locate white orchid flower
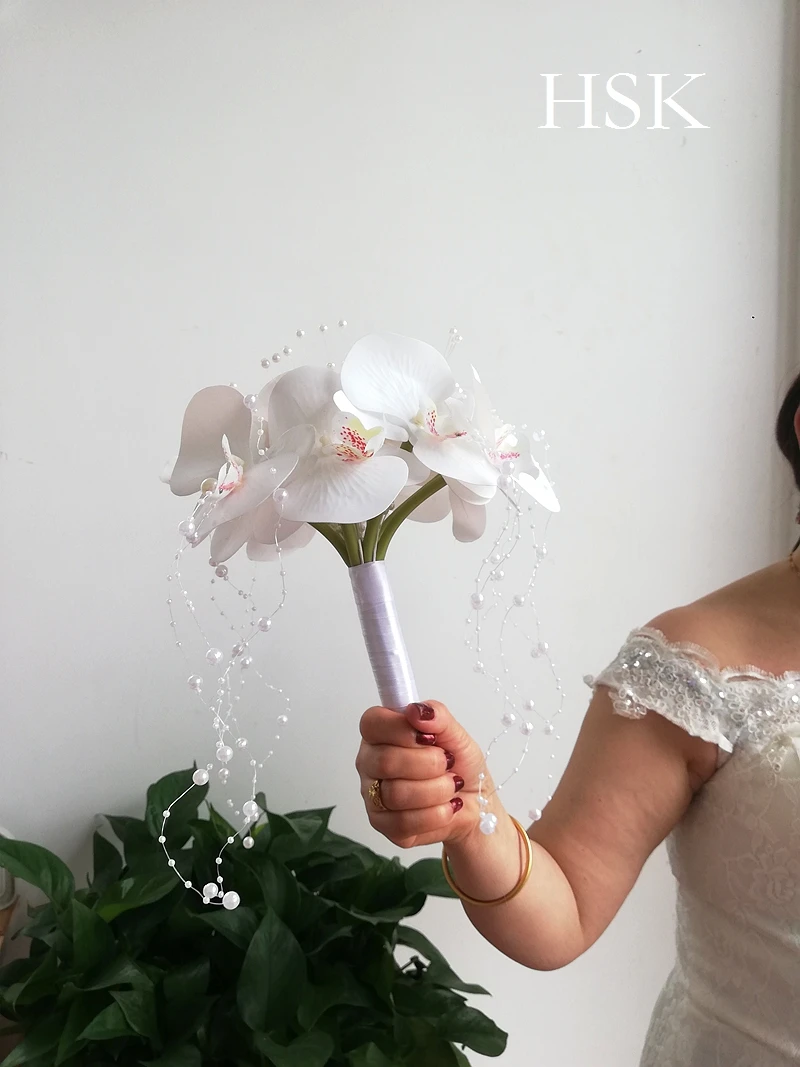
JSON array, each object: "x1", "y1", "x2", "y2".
[
  {"x1": 267, "y1": 366, "x2": 410, "y2": 524},
  {"x1": 339, "y1": 333, "x2": 498, "y2": 489},
  {"x1": 467, "y1": 367, "x2": 560, "y2": 513},
  {"x1": 168, "y1": 385, "x2": 306, "y2": 563}
]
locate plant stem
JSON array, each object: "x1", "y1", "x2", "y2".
[
  {"x1": 376, "y1": 474, "x2": 447, "y2": 560},
  {"x1": 362, "y1": 515, "x2": 384, "y2": 563},
  {"x1": 309, "y1": 523, "x2": 350, "y2": 566},
  {"x1": 342, "y1": 523, "x2": 363, "y2": 567}
]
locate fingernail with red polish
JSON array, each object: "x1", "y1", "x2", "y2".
[
  {"x1": 453, "y1": 775, "x2": 465, "y2": 793},
  {"x1": 411, "y1": 702, "x2": 435, "y2": 721},
  {"x1": 450, "y1": 796, "x2": 464, "y2": 812},
  {"x1": 415, "y1": 732, "x2": 437, "y2": 746},
  {"x1": 444, "y1": 750, "x2": 455, "y2": 770}
]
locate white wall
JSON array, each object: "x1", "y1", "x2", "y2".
[{"x1": 1, "y1": 1, "x2": 797, "y2": 1064}]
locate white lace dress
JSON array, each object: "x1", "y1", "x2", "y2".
[{"x1": 587, "y1": 627, "x2": 800, "y2": 1067}]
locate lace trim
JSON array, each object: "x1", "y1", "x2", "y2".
[{"x1": 585, "y1": 627, "x2": 800, "y2": 754}]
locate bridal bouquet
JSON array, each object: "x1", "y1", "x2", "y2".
[{"x1": 164, "y1": 329, "x2": 560, "y2": 909}]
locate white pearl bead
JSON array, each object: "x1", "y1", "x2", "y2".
[
  {"x1": 479, "y1": 813, "x2": 498, "y2": 836},
  {"x1": 502, "y1": 712, "x2": 516, "y2": 727},
  {"x1": 319, "y1": 324, "x2": 328, "y2": 332},
  {"x1": 473, "y1": 661, "x2": 485, "y2": 674},
  {"x1": 218, "y1": 767, "x2": 230, "y2": 783},
  {"x1": 178, "y1": 519, "x2": 196, "y2": 537},
  {"x1": 490, "y1": 552, "x2": 502, "y2": 564},
  {"x1": 498, "y1": 474, "x2": 513, "y2": 490},
  {"x1": 187, "y1": 675, "x2": 203, "y2": 691},
  {"x1": 240, "y1": 655, "x2": 253, "y2": 669},
  {"x1": 543, "y1": 722, "x2": 555, "y2": 735},
  {"x1": 162, "y1": 809, "x2": 171, "y2": 818},
  {"x1": 216, "y1": 746, "x2": 233, "y2": 763},
  {"x1": 274, "y1": 488, "x2": 288, "y2": 501},
  {"x1": 168, "y1": 858, "x2": 176, "y2": 867},
  {"x1": 203, "y1": 882, "x2": 219, "y2": 898},
  {"x1": 490, "y1": 569, "x2": 505, "y2": 582},
  {"x1": 192, "y1": 768, "x2": 209, "y2": 786},
  {"x1": 523, "y1": 698, "x2": 535, "y2": 712},
  {"x1": 231, "y1": 642, "x2": 244, "y2": 657},
  {"x1": 296, "y1": 329, "x2": 305, "y2": 338},
  {"x1": 200, "y1": 477, "x2": 217, "y2": 494},
  {"x1": 520, "y1": 721, "x2": 534, "y2": 736},
  {"x1": 529, "y1": 808, "x2": 543, "y2": 822},
  {"x1": 477, "y1": 794, "x2": 489, "y2": 807},
  {"x1": 242, "y1": 800, "x2": 259, "y2": 818},
  {"x1": 236, "y1": 737, "x2": 248, "y2": 749},
  {"x1": 205, "y1": 648, "x2": 223, "y2": 666},
  {"x1": 243, "y1": 836, "x2": 254, "y2": 849},
  {"x1": 222, "y1": 891, "x2": 240, "y2": 910},
  {"x1": 470, "y1": 592, "x2": 484, "y2": 609},
  {"x1": 158, "y1": 835, "x2": 166, "y2": 843},
  {"x1": 272, "y1": 353, "x2": 281, "y2": 363},
  {"x1": 215, "y1": 564, "x2": 229, "y2": 579},
  {"x1": 244, "y1": 394, "x2": 258, "y2": 411},
  {"x1": 226, "y1": 836, "x2": 235, "y2": 845},
  {"x1": 277, "y1": 714, "x2": 288, "y2": 725},
  {"x1": 261, "y1": 356, "x2": 271, "y2": 369},
  {"x1": 338, "y1": 319, "x2": 347, "y2": 327},
  {"x1": 257, "y1": 616, "x2": 272, "y2": 631},
  {"x1": 184, "y1": 880, "x2": 192, "y2": 888},
  {"x1": 282, "y1": 346, "x2": 292, "y2": 356},
  {"x1": 513, "y1": 594, "x2": 526, "y2": 607}
]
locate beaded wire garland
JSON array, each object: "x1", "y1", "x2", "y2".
[{"x1": 161, "y1": 321, "x2": 561, "y2": 907}]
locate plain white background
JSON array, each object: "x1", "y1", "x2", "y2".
[{"x1": 1, "y1": 1, "x2": 799, "y2": 1064}]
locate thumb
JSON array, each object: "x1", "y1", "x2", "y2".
[{"x1": 405, "y1": 700, "x2": 484, "y2": 782}]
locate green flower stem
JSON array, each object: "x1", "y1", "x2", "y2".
[
  {"x1": 309, "y1": 523, "x2": 350, "y2": 565},
  {"x1": 376, "y1": 474, "x2": 447, "y2": 560},
  {"x1": 361, "y1": 515, "x2": 384, "y2": 563},
  {"x1": 342, "y1": 523, "x2": 364, "y2": 567}
]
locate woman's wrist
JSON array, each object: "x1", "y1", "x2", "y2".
[{"x1": 445, "y1": 806, "x2": 526, "y2": 904}]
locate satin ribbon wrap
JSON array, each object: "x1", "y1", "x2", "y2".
[{"x1": 349, "y1": 561, "x2": 419, "y2": 711}]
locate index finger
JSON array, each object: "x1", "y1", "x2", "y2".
[{"x1": 359, "y1": 705, "x2": 436, "y2": 748}]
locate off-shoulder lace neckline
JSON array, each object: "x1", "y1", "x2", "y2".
[{"x1": 633, "y1": 626, "x2": 800, "y2": 685}]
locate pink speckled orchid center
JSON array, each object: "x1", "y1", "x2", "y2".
[{"x1": 320, "y1": 416, "x2": 384, "y2": 463}]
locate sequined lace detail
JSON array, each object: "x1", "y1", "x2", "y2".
[{"x1": 585, "y1": 626, "x2": 800, "y2": 754}]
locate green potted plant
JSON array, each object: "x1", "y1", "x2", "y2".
[{"x1": 0, "y1": 769, "x2": 507, "y2": 1066}]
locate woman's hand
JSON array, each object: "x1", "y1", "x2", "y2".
[{"x1": 356, "y1": 700, "x2": 490, "y2": 848}]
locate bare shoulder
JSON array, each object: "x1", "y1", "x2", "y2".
[{"x1": 647, "y1": 559, "x2": 799, "y2": 676}]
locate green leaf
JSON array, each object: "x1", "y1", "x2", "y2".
[
  {"x1": 162, "y1": 958, "x2": 209, "y2": 1003},
  {"x1": 103, "y1": 815, "x2": 156, "y2": 870},
  {"x1": 143, "y1": 1046, "x2": 202, "y2": 1067},
  {"x1": 96, "y1": 871, "x2": 178, "y2": 921},
  {"x1": 18, "y1": 903, "x2": 57, "y2": 943},
  {"x1": 90, "y1": 832, "x2": 123, "y2": 895},
  {"x1": 145, "y1": 768, "x2": 208, "y2": 845},
  {"x1": 437, "y1": 1003, "x2": 507, "y2": 1056},
  {"x1": 348, "y1": 1043, "x2": 403, "y2": 1067},
  {"x1": 55, "y1": 993, "x2": 108, "y2": 1064},
  {"x1": 71, "y1": 899, "x2": 115, "y2": 973},
  {"x1": 5, "y1": 949, "x2": 58, "y2": 1008},
  {"x1": 198, "y1": 904, "x2": 258, "y2": 949},
  {"x1": 79, "y1": 1000, "x2": 136, "y2": 1040},
  {"x1": 254, "y1": 1030, "x2": 334, "y2": 1067},
  {"x1": 1, "y1": 1012, "x2": 67, "y2": 1066},
  {"x1": 404, "y1": 858, "x2": 457, "y2": 899},
  {"x1": 396, "y1": 927, "x2": 488, "y2": 995},
  {"x1": 237, "y1": 905, "x2": 307, "y2": 1031},
  {"x1": 257, "y1": 856, "x2": 300, "y2": 923},
  {"x1": 112, "y1": 987, "x2": 159, "y2": 1038},
  {"x1": 82, "y1": 955, "x2": 153, "y2": 991},
  {"x1": 297, "y1": 965, "x2": 374, "y2": 1030},
  {"x1": 0, "y1": 838, "x2": 74, "y2": 911}
]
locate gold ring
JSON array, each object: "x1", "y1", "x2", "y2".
[{"x1": 368, "y1": 779, "x2": 387, "y2": 812}]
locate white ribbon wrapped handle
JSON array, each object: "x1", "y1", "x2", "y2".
[{"x1": 349, "y1": 561, "x2": 419, "y2": 712}]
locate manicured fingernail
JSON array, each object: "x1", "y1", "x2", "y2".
[
  {"x1": 415, "y1": 732, "x2": 437, "y2": 746},
  {"x1": 410, "y1": 702, "x2": 435, "y2": 721},
  {"x1": 444, "y1": 750, "x2": 455, "y2": 770},
  {"x1": 450, "y1": 797, "x2": 464, "y2": 812},
  {"x1": 453, "y1": 775, "x2": 465, "y2": 793}
]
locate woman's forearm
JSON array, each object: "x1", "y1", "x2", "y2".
[{"x1": 445, "y1": 807, "x2": 584, "y2": 971}]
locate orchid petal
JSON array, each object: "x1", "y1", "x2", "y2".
[
  {"x1": 281, "y1": 454, "x2": 409, "y2": 524},
  {"x1": 334, "y1": 390, "x2": 407, "y2": 442},
  {"x1": 209, "y1": 515, "x2": 253, "y2": 563},
  {"x1": 246, "y1": 522, "x2": 316, "y2": 561},
  {"x1": 412, "y1": 435, "x2": 498, "y2": 487},
  {"x1": 446, "y1": 477, "x2": 496, "y2": 504},
  {"x1": 517, "y1": 462, "x2": 560, "y2": 513},
  {"x1": 341, "y1": 333, "x2": 455, "y2": 426},
  {"x1": 268, "y1": 366, "x2": 340, "y2": 439},
  {"x1": 170, "y1": 386, "x2": 252, "y2": 497},
  {"x1": 451, "y1": 495, "x2": 488, "y2": 543},
  {"x1": 383, "y1": 443, "x2": 430, "y2": 485},
  {"x1": 251, "y1": 498, "x2": 308, "y2": 545},
  {"x1": 405, "y1": 486, "x2": 452, "y2": 523},
  {"x1": 194, "y1": 453, "x2": 298, "y2": 538}
]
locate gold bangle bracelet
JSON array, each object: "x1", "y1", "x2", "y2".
[{"x1": 441, "y1": 815, "x2": 533, "y2": 907}]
